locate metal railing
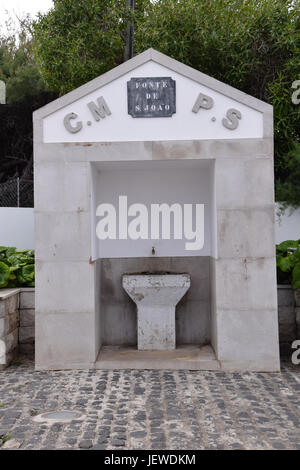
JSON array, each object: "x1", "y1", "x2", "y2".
[{"x1": 0, "y1": 177, "x2": 34, "y2": 207}]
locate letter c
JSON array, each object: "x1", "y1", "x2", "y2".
[{"x1": 63, "y1": 112, "x2": 83, "y2": 133}]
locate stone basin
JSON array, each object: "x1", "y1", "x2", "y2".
[{"x1": 122, "y1": 274, "x2": 191, "y2": 350}]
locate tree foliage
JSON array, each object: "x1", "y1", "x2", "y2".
[
  {"x1": 276, "y1": 144, "x2": 300, "y2": 211},
  {"x1": 31, "y1": 0, "x2": 300, "y2": 207},
  {"x1": 32, "y1": 0, "x2": 139, "y2": 95},
  {"x1": 0, "y1": 15, "x2": 56, "y2": 187},
  {"x1": 276, "y1": 239, "x2": 300, "y2": 289},
  {"x1": 134, "y1": 0, "x2": 300, "y2": 203},
  {"x1": 0, "y1": 92, "x2": 56, "y2": 184},
  {"x1": 0, "y1": 14, "x2": 46, "y2": 103}
]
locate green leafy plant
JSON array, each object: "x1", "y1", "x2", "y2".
[
  {"x1": 10, "y1": 360, "x2": 22, "y2": 367},
  {"x1": 0, "y1": 247, "x2": 35, "y2": 288},
  {"x1": 0, "y1": 433, "x2": 11, "y2": 446},
  {"x1": 276, "y1": 239, "x2": 300, "y2": 289}
]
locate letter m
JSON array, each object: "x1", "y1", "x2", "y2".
[
  {"x1": 88, "y1": 97, "x2": 111, "y2": 121},
  {"x1": 185, "y1": 456, "x2": 195, "y2": 465}
]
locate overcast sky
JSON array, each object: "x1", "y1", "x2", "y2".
[{"x1": 0, "y1": 0, "x2": 53, "y2": 32}]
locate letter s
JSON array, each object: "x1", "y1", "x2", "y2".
[{"x1": 222, "y1": 108, "x2": 242, "y2": 130}]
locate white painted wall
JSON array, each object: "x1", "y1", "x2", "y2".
[
  {"x1": 275, "y1": 204, "x2": 300, "y2": 244},
  {"x1": 0, "y1": 207, "x2": 34, "y2": 250},
  {"x1": 44, "y1": 61, "x2": 263, "y2": 143},
  {"x1": 91, "y1": 159, "x2": 214, "y2": 258},
  {"x1": 0, "y1": 204, "x2": 298, "y2": 252}
]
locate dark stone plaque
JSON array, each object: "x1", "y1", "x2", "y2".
[{"x1": 127, "y1": 77, "x2": 176, "y2": 118}]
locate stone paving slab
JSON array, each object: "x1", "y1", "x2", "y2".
[{"x1": 0, "y1": 356, "x2": 299, "y2": 450}]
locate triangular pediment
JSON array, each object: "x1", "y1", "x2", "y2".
[{"x1": 35, "y1": 49, "x2": 270, "y2": 143}]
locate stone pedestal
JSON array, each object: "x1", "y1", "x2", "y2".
[
  {"x1": 122, "y1": 274, "x2": 191, "y2": 350},
  {"x1": 137, "y1": 305, "x2": 175, "y2": 350}
]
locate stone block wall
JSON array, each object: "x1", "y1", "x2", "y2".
[
  {"x1": 19, "y1": 288, "x2": 35, "y2": 355},
  {"x1": 18, "y1": 286, "x2": 300, "y2": 358},
  {"x1": 0, "y1": 288, "x2": 35, "y2": 368},
  {"x1": 0, "y1": 289, "x2": 20, "y2": 370},
  {"x1": 0, "y1": 286, "x2": 299, "y2": 367},
  {"x1": 278, "y1": 286, "x2": 299, "y2": 356}
]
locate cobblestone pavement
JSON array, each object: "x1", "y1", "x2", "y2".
[{"x1": 0, "y1": 357, "x2": 300, "y2": 450}]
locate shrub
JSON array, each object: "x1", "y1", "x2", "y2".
[
  {"x1": 276, "y1": 239, "x2": 300, "y2": 289},
  {"x1": 0, "y1": 246, "x2": 35, "y2": 288}
]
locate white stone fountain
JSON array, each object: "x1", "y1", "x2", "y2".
[{"x1": 122, "y1": 273, "x2": 191, "y2": 350}]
